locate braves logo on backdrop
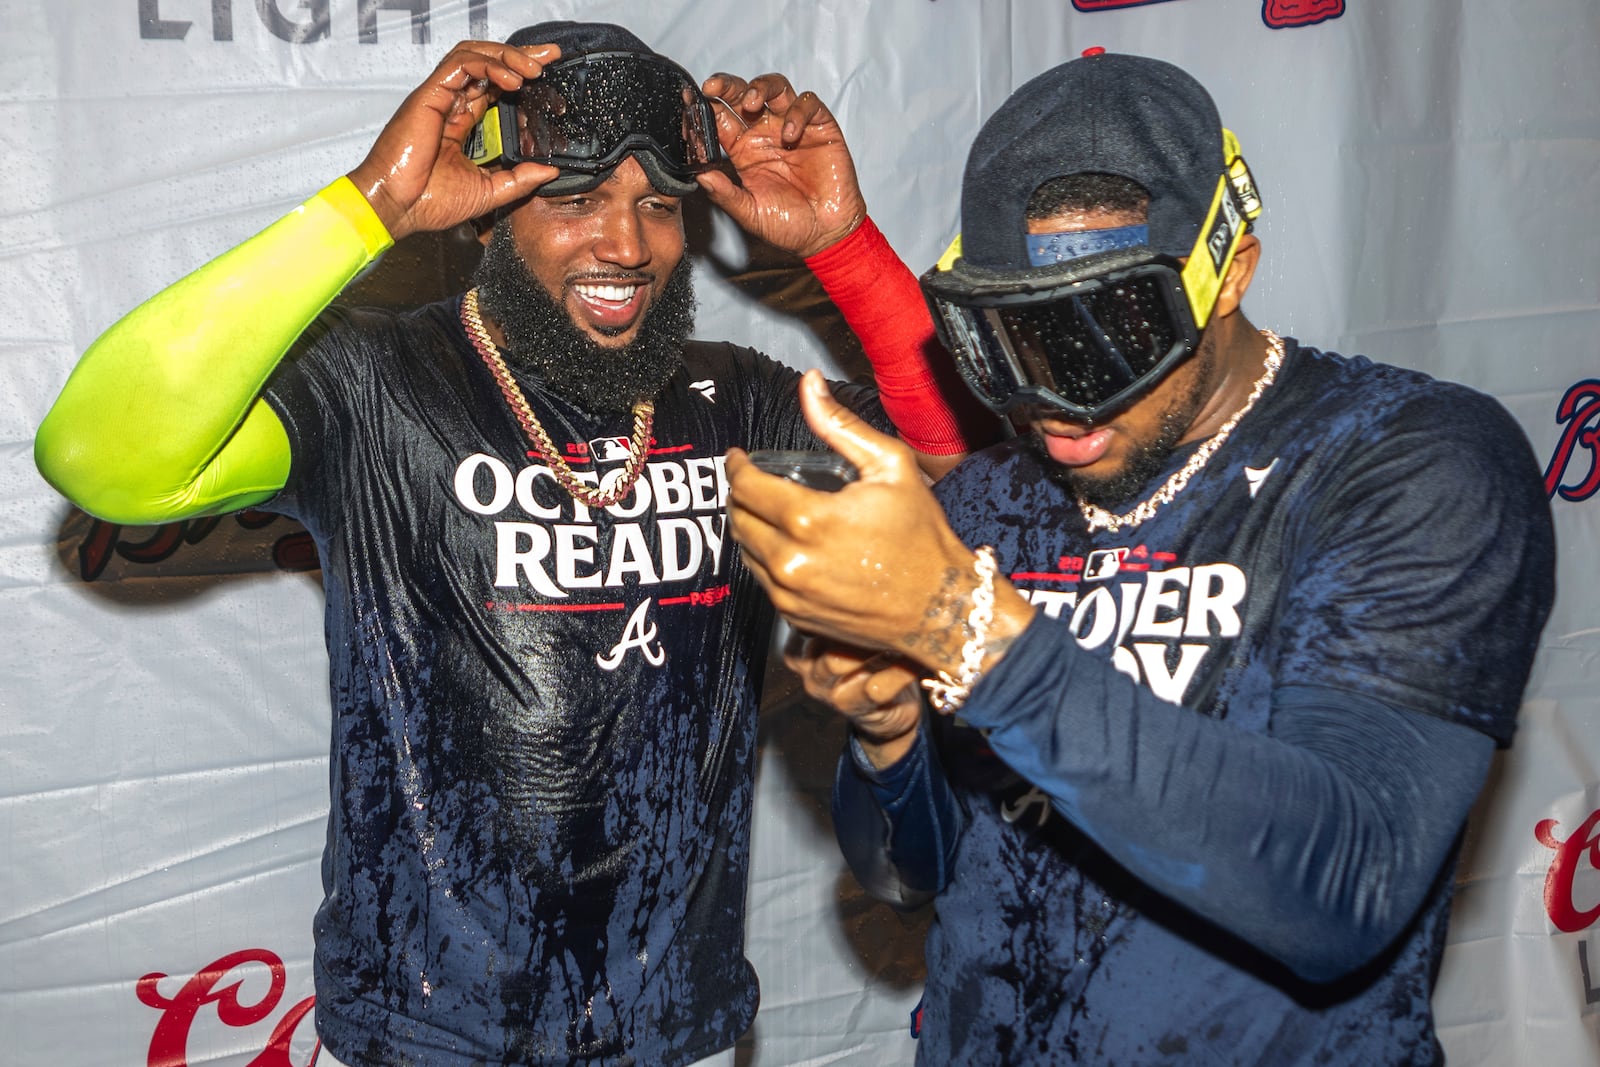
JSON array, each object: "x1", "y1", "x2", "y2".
[
  {"x1": 138, "y1": 949, "x2": 317, "y2": 1067},
  {"x1": 1260, "y1": 0, "x2": 1345, "y2": 27},
  {"x1": 1067, "y1": 0, "x2": 1345, "y2": 28},
  {"x1": 1543, "y1": 379, "x2": 1600, "y2": 502}
]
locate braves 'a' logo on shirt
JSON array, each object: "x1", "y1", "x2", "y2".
[{"x1": 597, "y1": 599, "x2": 667, "y2": 669}]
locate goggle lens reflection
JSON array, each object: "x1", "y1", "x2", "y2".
[
  {"x1": 508, "y1": 52, "x2": 719, "y2": 174},
  {"x1": 928, "y1": 260, "x2": 1195, "y2": 420}
]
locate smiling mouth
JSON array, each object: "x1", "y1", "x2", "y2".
[
  {"x1": 570, "y1": 278, "x2": 651, "y2": 335},
  {"x1": 574, "y1": 281, "x2": 643, "y2": 305}
]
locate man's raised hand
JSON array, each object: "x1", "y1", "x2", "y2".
[
  {"x1": 697, "y1": 72, "x2": 867, "y2": 258},
  {"x1": 347, "y1": 41, "x2": 562, "y2": 240}
]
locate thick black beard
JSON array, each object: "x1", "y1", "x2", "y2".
[
  {"x1": 1033, "y1": 335, "x2": 1218, "y2": 509},
  {"x1": 470, "y1": 221, "x2": 696, "y2": 414}
]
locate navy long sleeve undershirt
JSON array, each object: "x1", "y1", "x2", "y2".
[
  {"x1": 833, "y1": 612, "x2": 1494, "y2": 983},
  {"x1": 834, "y1": 721, "x2": 960, "y2": 910}
]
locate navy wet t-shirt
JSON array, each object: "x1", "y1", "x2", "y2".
[
  {"x1": 881, "y1": 340, "x2": 1554, "y2": 1065},
  {"x1": 263, "y1": 298, "x2": 875, "y2": 1067}
]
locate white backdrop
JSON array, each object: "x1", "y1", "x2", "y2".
[{"x1": 4, "y1": 1, "x2": 1598, "y2": 1064}]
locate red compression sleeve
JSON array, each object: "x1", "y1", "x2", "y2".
[{"x1": 804, "y1": 218, "x2": 996, "y2": 456}]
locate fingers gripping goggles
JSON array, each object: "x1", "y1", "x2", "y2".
[
  {"x1": 922, "y1": 133, "x2": 1262, "y2": 423},
  {"x1": 467, "y1": 50, "x2": 729, "y2": 196}
]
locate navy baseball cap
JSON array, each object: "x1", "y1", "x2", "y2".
[
  {"x1": 506, "y1": 20, "x2": 651, "y2": 57},
  {"x1": 959, "y1": 51, "x2": 1246, "y2": 270}
]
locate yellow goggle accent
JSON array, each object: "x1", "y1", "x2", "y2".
[
  {"x1": 464, "y1": 112, "x2": 505, "y2": 168},
  {"x1": 1179, "y1": 129, "x2": 1261, "y2": 328}
]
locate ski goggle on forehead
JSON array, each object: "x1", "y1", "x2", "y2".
[
  {"x1": 922, "y1": 132, "x2": 1262, "y2": 423},
  {"x1": 466, "y1": 50, "x2": 729, "y2": 196}
]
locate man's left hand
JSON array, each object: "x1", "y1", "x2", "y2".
[{"x1": 696, "y1": 72, "x2": 867, "y2": 258}]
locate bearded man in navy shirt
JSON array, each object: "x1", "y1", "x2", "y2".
[{"x1": 727, "y1": 49, "x2": 1555, "y2": 1066}]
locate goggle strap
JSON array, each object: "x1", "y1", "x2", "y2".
[
  {"x1": 1180, "y1": 144, "x2": 1256, "y2": 328},
  {"x1": 1181, "y1": 178, "x2": 1231, "y2": 328},
  {"x1": 1223, "y1": 129, "x2": 1263, "y2": 221},
  {"x1": 466, "y1": 108, "x2": 506, "y2": 167},
  {"x1": 935, "y1": 233, "x2": 963, "y2": 273}
]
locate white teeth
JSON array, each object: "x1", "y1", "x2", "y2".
[{"x1": 575, "y1": 283, "x2": 638, "y2": 304}]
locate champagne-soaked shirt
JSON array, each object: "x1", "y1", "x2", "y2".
[
  {"x1": 263, "y1": 297, "x2": 876, "y2": 1067},
  {"x1": 885, "y1": 340, "x2": 1554, "y2": 1065}
]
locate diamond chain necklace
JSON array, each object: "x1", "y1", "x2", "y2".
[
  {"x1": 1078, "y1": 330, "x2": 1285, "y2": 534},
  {"x1": 460, "y1": 288, "x2": 655, "y2": 509}
]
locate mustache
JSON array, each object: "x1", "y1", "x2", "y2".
[{"x1": 565, "y1": 271, "x2": 655, "y2": 285}]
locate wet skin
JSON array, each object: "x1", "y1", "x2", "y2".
[
  {"x1": 1020, "y1": 207, "x2": 1259, "y2": 498},
  {"x1": 500, "y1": 156, "x2": 686, "y2": 349}
]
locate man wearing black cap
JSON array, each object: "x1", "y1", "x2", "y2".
[
  {"x1": 35, "y1": 21, "x2": 985, "y2": 1067},
  {"x1": 727, "y1": 50, "x2": 1554, "y2": 1064}
]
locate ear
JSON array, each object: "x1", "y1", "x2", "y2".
[{"x1": 1214, "y1": 234, "x2": 1260, "y2": 319}]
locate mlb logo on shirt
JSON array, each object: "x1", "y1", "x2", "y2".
[
  {"x1": 589, "y1": 436, "x2": 634, "y2": 464},
  {"x1": 1083, "y1": 547, "x2": 1128, "y2": 582}
]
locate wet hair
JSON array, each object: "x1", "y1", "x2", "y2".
[{"x1": 1026, "y1": 172, "x2": 1151, "y2": 222}]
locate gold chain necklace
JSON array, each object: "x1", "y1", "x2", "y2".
[
  {"x1": 1078, "y1": 330, "x2": 1285, "y2": 534},
  {"x1": 460, "y1": 288, "x2": 655, "y2": 509}
]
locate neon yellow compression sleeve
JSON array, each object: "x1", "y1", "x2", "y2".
[{"x1": 34, "y1": 177, "x2": 395, "y2": 524}]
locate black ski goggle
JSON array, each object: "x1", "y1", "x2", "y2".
[
  {"x1": 922, "y1": 248, "x2": 1202, "y2": 423},
  {"x1": 467, "y1": 50, "x2": 728, "y2": 196},
  {"x1": 922, "y1": 136, "x2": 1261, "y2": 423}
]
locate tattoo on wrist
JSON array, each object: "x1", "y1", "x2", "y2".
[{"x1": 898, "y1": 563, "x2": 973, "y2": 665}]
